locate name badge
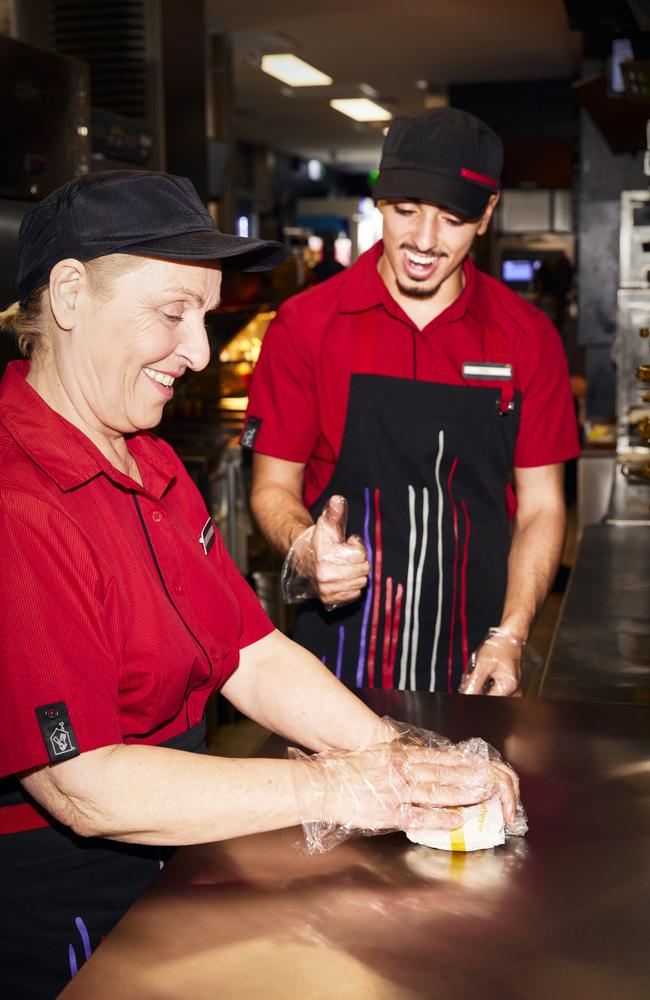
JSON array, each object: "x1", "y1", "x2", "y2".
[
  {"x1": 463, "y1": 362, "x2": 513, "y2": 381},
  {"x1": 199, "y1": 517, "x2": 216, "y2": 555}
]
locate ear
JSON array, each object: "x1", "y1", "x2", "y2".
[
  {"x1": 476, "y1": 192, "x2": 500, "y2": 236},
  {"x1": 48, "y1": 259, "x2": 88, "y2": 331}
]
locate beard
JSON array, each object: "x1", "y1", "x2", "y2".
[{"x1": 395, "y1": 276, "x2": 443, "y2": 299}]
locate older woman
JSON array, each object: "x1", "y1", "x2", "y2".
[{"x1": 0, "y1": 171, "x2": 521, "y2": 998}]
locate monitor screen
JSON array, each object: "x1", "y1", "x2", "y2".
[{"x1": 502, "y1": 259, "x2": 537, "y2": 283}]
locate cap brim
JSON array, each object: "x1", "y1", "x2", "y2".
[
  {"x1": 123, "y1": 230, "x2": 287, "y2": 272},
  {"x1": 373, "y1": 169, "x2": 494, "y2": 220}
]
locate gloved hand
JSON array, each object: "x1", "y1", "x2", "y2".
[
  {"x1": 281, "y1": 495, "x2": 370, "y2": 607},
  {"x1": 459, "y1": 626, "x2": 529, "y2": 697},
  {"x1": 289, "y1": 717, "x2": 524, "y2": 854}
]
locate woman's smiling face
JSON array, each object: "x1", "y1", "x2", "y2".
[{"x1": 65, "y1": 256, "x2": 222, "y2": 436}]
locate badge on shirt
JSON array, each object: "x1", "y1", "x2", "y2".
[
  {"x1": 463, "y1": 362, "x2": 513, "y2": 380},
  {"x1": 240, "y1": 415, "x2": 262, "y2": 450},
  {"x1": 199, "y1": 517, "x2": 216, "y2": 555},
  {"x1": 35, "y1": 702, "x2": 80, "y2": 763}
]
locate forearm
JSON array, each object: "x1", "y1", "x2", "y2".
[
  {"x1": 222, "y1": 630, "x2": 382, "y2": 752},
  {"x1": 21, "y1": 745, "x2": 316, "y2": 846},
  {"x1": 250, "y1": 481, "x2": 312, "y2": 556},
  {"x1": 499, "y1": 506, "x2": 566, "y2": 639}
]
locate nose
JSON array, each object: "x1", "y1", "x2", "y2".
[
  {"x1": 413, "y1": 209, "x2": 441, "y2": 251},
  {"x1": 176, "y1": 315, "x2": 211, "y2": 372}
]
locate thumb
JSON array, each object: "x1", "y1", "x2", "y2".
[{"x1": 318, "y1": 495, "x2": 348, "y2": 542}]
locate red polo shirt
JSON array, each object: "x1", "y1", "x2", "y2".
[
  {"x1": 0, "y1": 362, "x2": 273, "y2": 783},
  {"x1": 246, "y1": 242, "x2": 580, "y2": 508}
]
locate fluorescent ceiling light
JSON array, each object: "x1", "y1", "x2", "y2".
[
  {"x1": 329, "y1": 98, "x2": 392, "y2": 122},
  {"x1": 260, "y1": 54, "x2": 332, "y2": 87}
]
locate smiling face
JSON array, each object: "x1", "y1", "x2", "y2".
[
  {"x1": 32, "y1": 255, "x2": 222, "y2": 446},
  {"x1": 377, "y1": 197, "x2": 498, "y2": 316}
]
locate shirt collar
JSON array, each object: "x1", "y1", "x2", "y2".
[
  {"x1": 338, "y1": 240, "x2": 476, "y2": 328},
  {"x1": 0, "y1": 361, "x2": 176, "y2": 499}
]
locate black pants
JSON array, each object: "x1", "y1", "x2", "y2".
[{"x1": 0, "y1": 721, "x2": 206, "y2": 999}]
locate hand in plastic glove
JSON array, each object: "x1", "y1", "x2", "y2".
[
  {"x1": 281, "y1": 495, "x2": 370, "y2": 607},
  {"x1": 459, "y1": 627, "x2": 525, "y2": 697},
  {"x1": 289, "y1": 727, "x2": 521, "y2": 853}
]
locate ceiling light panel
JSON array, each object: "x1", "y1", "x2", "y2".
[
  {"x1": 260, "y1": 54, "x2": 333, "y2": 87},
  {"x1": 329, "y1": 98, "x2": 392, "y2": 122}
]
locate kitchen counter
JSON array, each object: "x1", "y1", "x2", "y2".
[
  {"x1": 60, "y1": 691, "x2": 650, "y2": 1000},
  {"x1": 539, "y1": 458, "x2": 650, "y2": 705}
]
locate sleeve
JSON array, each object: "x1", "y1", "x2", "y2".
[
  {"x1": 514, "y1": 312, "x2": 581, "y2": 468},
  {"x1": 214, "y1": 530, "x2": 276, "y2": 650},
  {"x1": 243, "y1": 307, "x2": 320, "y2": 462},
  {"x1": 0, "y1": 492, "x2": 123, "y2": 778}
]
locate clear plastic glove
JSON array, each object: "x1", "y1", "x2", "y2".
[
  {"x1": 289, "y1": 716, "x2": 525, "y2": 854},
  {"x1": 460, "y1": 626, "x2": 537, "y2": 697},
  {"x1": 281, "y1": 495, "x2": 370, "y2": 607}
]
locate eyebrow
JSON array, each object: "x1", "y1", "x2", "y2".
[{"x1": 163, "y1": 286, "x2": 206, "y2": 307}]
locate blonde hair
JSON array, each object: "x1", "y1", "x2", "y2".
[{"x1": 0, "y1": 253, "x2": 144, "y2": 358}]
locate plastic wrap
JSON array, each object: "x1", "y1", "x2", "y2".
[
  {"x1": 280, "y1": 495, "x2": 368, "y2": 607},
  {"x1": 459, "y1": 626, "x2": 541, "y2": 696},
  {"x1": 288, "y1": 717, "x2": 527, "y2": 854}
]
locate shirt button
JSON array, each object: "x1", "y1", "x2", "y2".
[
  {"x1": 174, "y1": 584, "x2": 182, "y2": 595},
  {"x1": 152, "y1": 510, "x2": 162, "y2": 523}
]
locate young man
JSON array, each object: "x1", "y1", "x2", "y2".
[{"x1": 242, "y1": 107, "x2": 579, "y2": 696}]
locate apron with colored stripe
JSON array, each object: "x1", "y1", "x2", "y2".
[
  {"x1": 292, "y1": 324, "x2": 520, "y2": 693},
  {"x1": 0, "y1": 720, "x2": 207, "y2": 999}
]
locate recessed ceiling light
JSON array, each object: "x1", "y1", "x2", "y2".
[
  {"x1": 329, "y1": 98, "x2": 392, "y2": 122},
  {"x1": 260, "y1": 54, "x2": 333, "y2": 88}
]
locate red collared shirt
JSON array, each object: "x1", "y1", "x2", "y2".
[
  {"x1": 0, "y1": 362, "x2": 273, "y2": 780},
  {"x1": 246, "y1": 242, "x2": 580, "y2": 508}
]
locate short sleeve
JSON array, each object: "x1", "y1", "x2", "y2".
[
  {"x1": 244, "y1": 309, "x2": 320, "y2": 462},
  {"x1": 214, "y1": 531, "x2": 275, "y2": 649},
  {"x1": 514, "y1": 314, "x2": 580, "y2": 468},
  {"x1": 0, "y1": 492, "x2": 123, "y2": 778}
]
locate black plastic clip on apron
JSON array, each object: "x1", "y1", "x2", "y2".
[
  {"x1": 0, "y1": 721, "x2": 206, "y2": 1000},
  {"x1": 292, "y1": 314, "x2": 520, "y2": 693}
]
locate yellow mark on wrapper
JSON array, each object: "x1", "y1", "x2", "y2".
[{"x1": 449, "y1": 825, "x2": 467, "y2": 852}]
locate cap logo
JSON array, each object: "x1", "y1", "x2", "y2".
[{"x1": 460, "y1": 167, "x2": 499, "y2": 190}]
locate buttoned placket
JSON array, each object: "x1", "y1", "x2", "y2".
[{"x1": 131, "y1": 491, "x2": 221, "y2": 728}]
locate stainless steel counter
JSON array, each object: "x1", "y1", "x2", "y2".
[
  {"x1": 60, "y1": 692, "x2": 650, "y2": 1000},
  {"x1": 539, "y1": 453, "x2": 650, "y2": 704}
]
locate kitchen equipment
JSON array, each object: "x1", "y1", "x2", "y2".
[{"x1": 614, "y1": 192, "x2": 650, "y2": 470}]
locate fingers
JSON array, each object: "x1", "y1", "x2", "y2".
[
  {"x1": 459, "y1": 663, "x2": 489, "y2": 695},
  {"x1": 460, "y1": 640, "x2": 522, "y2": 697},
  {"x1": 485, "y1": 670, "x2": 520, "y2": 697},
  {"x1": 406, "y1": 806, "x2": 464, "y2": 831},
  {"x1": 312, "y1": 522, "x2": 370, "y2": 605},
  {"x1": 316, "y1": 569, "x2": 370, "y2": 606},
  {"x1": 403, "y1": 750, "x2": 520, "y2": 825},
  {"x1": 318, "y1": 495, "x2": 348, "y2": 543},
  {"x1": 409, "y1": 781, "x2": 492, "y2": 809}
]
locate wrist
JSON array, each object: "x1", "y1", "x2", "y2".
[
  {"x1": 287, "y1": 521, "x2": 314, "y2": 551},
  {"x1": 489, "y1": 625, "x2": 527, "y2": 647}
]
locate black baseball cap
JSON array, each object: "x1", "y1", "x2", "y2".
[
  {"x1": 373, "y1": 107, "x2": 503, "y2": 219},
  {"x1": 16, "y1": 170, "x2": 287, "y2": 303}
]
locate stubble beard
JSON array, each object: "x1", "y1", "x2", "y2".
[{"x1": 395, "y1": 277, "x2": 444, "y2": 300}]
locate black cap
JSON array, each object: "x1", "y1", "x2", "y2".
[
  {"x1": 373, "y1": 107, "x2": 503, "y2": 219},
  {"x1": 16, "y1": 170, "x2": 287, "y2": 303}
]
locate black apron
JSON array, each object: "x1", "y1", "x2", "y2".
[
  {"x1": 292, "y1": 320, "x2": 520, "y2": 693},
  {"x1": 0, "y1": 721, "x2": 206, "y2": 1000}
]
